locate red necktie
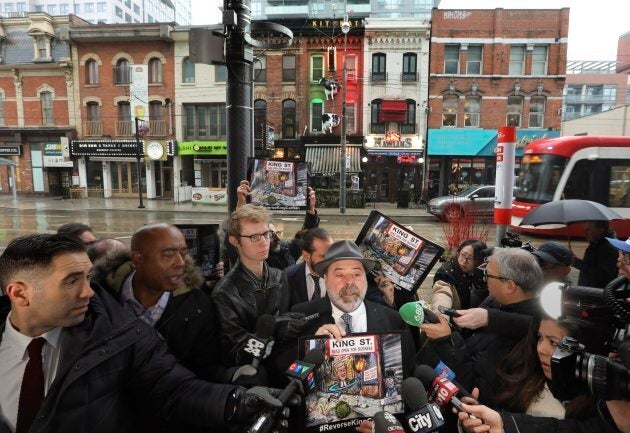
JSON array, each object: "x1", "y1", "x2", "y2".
[{"x1": 15, "y1": 337, "x2": 46, "y2": 433}]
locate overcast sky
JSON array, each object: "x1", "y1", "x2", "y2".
[{"x1": 191, "y1": 0, "x2": 629, "y2": 61}]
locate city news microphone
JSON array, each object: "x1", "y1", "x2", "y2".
[
  {"x1": 372, "y1": 410, "x2": 405, "y2": 433},
  {"x1": 248, "y1": 349, "x2": 325, "y2": 433},
  {"x1": 415, "y1": 365, "x2": 475, "y2": 417},
  {"x1": 232, "y1": 314, "x2": 276, "y2": 382},
  {"x1": 399, "y1": 302, "x2": 441, "y2": 326},
  {"x1": 401, "y1": 377, "x2": 445, "y2": 433}
]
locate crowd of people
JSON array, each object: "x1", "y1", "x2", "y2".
[{"x1": 1, "y1": 189, "x2": 630, "y2": 433}]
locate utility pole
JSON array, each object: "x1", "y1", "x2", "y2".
[{"x1": 339, "y1": 16, "x2": 350, "y2": 214}]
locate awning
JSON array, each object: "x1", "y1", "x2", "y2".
[
  {"x1": 428, "y1": 129, "x2": 497, "y2": 156},
  {"x1": 305, "y1": 145, "x2": 362, "y2": 175},
  {"x1": 380, "y1": 100, "x2": 407, "y2": 122}
]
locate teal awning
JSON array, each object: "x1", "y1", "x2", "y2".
[{"x1": 0, "y1": 157, "x2": 16, "y2": 166}]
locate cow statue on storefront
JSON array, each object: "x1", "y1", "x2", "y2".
[
  {"x1": 321, "y1": 113, "x2": 340, "y2": 133},
  {"x1": 318, "y1": 77, "x2": 341, "y2": 100}
]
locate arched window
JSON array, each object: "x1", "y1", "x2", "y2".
[
  {"x1": 507, "y1": 96, "x2": 522, "y2": 127},
  {"x1": 148, "y1": 58, "x2": 162, "y2": 83},
  {"x1": 282, "y1": 99, "x2": 296, "y2": 139},
  {"x1": 464, "y1": 96, "x2": 480, "y2": 127},
  {"x1": 87, "y1": 101, "x2": 101, "y2": 121},
  {"x1": 114, "y1": 58, "x2": 130, "y2": 84},
  {"x1": 442, "y1": 95, "x2": 458, "y2": 126},
  {"x1": 254, "y1": 100, "x2": 267, "y2": 139},
  {"x1": 85, "y1": 59, "x2": 99, "y2": 84},
  {"x1": 182, "y1": 57, "x2": 195, "y2": 83}
]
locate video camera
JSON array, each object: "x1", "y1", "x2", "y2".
[
  {"x1": 499, "y1": 232, "x2": 536, "y2": 252},
  {"x1": 541, "y1": 276, "x2": 630, "y2": 400}
]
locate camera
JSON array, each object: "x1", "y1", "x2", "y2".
[
  {"x1": 544, "y1": 276, "x2": 630, "y2": 401},
  {"x1": 499, "y1": 232, "x2": 536, "y2": 252}
]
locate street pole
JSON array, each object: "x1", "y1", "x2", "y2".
[
  {"x1": 135, "y1": 116, "x2": 145, "y2": 209},
  {"x1": 339, "y1": 17, "x2": 350, "y2": 214}
]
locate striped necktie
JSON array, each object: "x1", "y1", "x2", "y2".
[
  {"x1": 310, "y1": 274, "x2": 322, "y2": 300},
  {"x1": 341, "y1": 313, "x2": 353, "y2": 335}
]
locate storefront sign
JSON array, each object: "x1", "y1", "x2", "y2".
[
  {"x1": 396, "y1": 155, "x2": 417, "y2": 164},
  {"x1": 43, "y1": 143, "x2": 73, "y2": 167},
  {"x1": 0, "y1": 145, "x2": 21, "y2": 156},
  {"x1": 178, "y1": 141, "x2": 227, "y2": 156},
  {"x1": 310, "y1": 19, "x2": 364, "y2": 29},
  {"x1": 385, "y1": 131, "x2": 402, "y2": 143},
  {"x1": 365, "y1": 135, "x2": 422, "y2": 152},
  {"x1": 191, "y1": 187, "x2": 227, "y2": 205},
  {"x1": 71, "y1": 140, "x2": 140, "y2": 157}
]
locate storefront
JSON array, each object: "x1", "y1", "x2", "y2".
[
  {"x1": 426, "y1": 128, "x2": 560, "y2": 197},
  {"x1": 304, "y1": 143, "x2": 362, "y2": 189},
  {"x1": 176, "y1": 140, "x2": 228, "y2": 205},
  {"x1": 43, "y1": 141, "x2": 73, "y2": 197},
  {"x1": 0, "y1": 145, "x2": 20, "y2": 194}
]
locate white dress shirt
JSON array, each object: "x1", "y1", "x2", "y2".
[
  {"x1": 304, "y1": 263, "x2": 327, "y2": 300},
  {"x1": 120, "y1": 271, "x2": 170, "y2": 327},
  {"x1": 330, "y1": 302, "x2": 367, "y2": 334},
  {"x1": 0, "y1": 314, "x2": 62, "y2": 432}
]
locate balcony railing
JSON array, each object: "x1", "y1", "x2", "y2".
[
  {"x1": 115, "y1": 120, "x2": 133, "y2": 137},
  {"x1": 148, "y1": 120, "x2": 167, "y2": 137},
  {"x1": 400, "y1": 123, "x2": 417, "y2": 134},
  {"x1": 401, "y1": 72, "x2": 418, "y2": 82},
  {"x1": 370, "y1": 123, "x2": 386, "y2": 134},
  {"x1": 83, "y1": 121, "x2": 103, "y2": 137},
  {"x1": 371, "y1": 71, "x2": 387, "y2": 82}
]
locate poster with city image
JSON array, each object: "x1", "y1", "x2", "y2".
[
  {"x1": 247, "y1": 158, "x2": 308, "y2": 210},
  {"x1": 298, "y1": 332, "x2": 404, "y2": 433},
  {"x1": 355, "y1": 211, "x2": 444, "y2": 292},
  {"x1": 174, "y1": 224, "x2": 221, "y2": 283}
]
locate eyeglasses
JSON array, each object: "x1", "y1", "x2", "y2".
[
  {"x1": 239, "y1": 230, "x2": 273, "y2": 243},
  {"x1": 458, "y1": 252, "x2": 475, "y2": 262},
  {"x1": 480, "y1": 268, "x2": 510, "y2": 283}
]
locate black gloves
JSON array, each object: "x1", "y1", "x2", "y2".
[
  {"x1": 274, "y1": 312, "x2": 308, "y2": 341},
  {"x1": 227, "y1": 386, "x2": 301, "y2": 432}
]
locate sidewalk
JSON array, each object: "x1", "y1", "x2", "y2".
[{"x1": 0, "y1": 194, "x2": 432, "y2": 218}]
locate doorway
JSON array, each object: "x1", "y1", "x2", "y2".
[{"x1": 111, "y1": 161, "x2": 145, "y2": 196}]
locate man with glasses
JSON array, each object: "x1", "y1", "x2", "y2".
[
  {"x1": 420, "y1": 248, "x2": 544, "y2": 406},
  {"x1": 212, "y1": 204, "x2": 306, "y2": 383}
]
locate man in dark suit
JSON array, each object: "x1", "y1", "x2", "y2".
[
  {"x1": 285, "y1": 228, "x2": 334, "y2": 306},
  {"x1": 291, "y1": 240, "x2": 416, "y2": 377}
]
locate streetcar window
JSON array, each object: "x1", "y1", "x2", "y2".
[{"x1": 515, "y1": 154, "x2": 567, "y2": 203}]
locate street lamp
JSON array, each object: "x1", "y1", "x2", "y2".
[
  {"x1": 339, "y1": 15, "x2": 350, "y2": 214},
  {"x1": 135, "y1": 116, "x2": 148, "y2": 209}
]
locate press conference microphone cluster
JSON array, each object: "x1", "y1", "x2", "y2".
[
  {"x1": 399, "y1": 302, "x2": 441, "y2": 326},
  {"x1": 232, "y1": 314, "x2": 276, "y2": 382},
  {"x1": 401, "y1": 377, "x2": 445, "y2": 433},
  {"x1": 248, "y1": 349, "x2": 325, "y2": 433},
  {"x1": 415, "y1": 365, "x2": 475, "y2": 418}
]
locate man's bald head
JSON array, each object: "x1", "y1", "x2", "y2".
[{"x1": 131, "y1": 223, "x2": 182, "y2": 253}]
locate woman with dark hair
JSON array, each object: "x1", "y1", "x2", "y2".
[
  {"x1": 430, "y1": 238, "x2": 488, "y2": 311},
  {"x1": 495, "y1": 315, "x2": 596, "y2": 419}
]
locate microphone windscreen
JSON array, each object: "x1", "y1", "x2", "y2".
[
  {"x1": 304, "y1": 348, "x2": 325, "y2": 366},
  {"x1": 399, "y1": 302, "x2": 425, "y2": 326},
  {"x1": 256, "y1": 314, "x2": 276, "y2": 339},
  {"x1": 372, "y1": 411, "x2": 405, "y2": 433},
  {"x1": 415, "y1": 365, "x2": 438, "y2": 389},
  {"x1": 401, "y1": 377, "x2": 428, "y2": 411}
]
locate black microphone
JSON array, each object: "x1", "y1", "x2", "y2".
[
  {"x1": 372, "y1": 410, "x2": 405, "y2": 433},
  {"x1": 401, "y1": 377, "x2": 445, "y2": 433},
  {"x1": 232, "y1": 314, "x2": 276, "y2": 382},
  {"x1": 248, "y1": 349, "x2": 325, "y2": 433},
  {"x1": 415, "y1": 365, "x2": 474, "y2": 415}
]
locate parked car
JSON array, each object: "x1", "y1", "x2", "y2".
[{"x1": 427, "y1": 185, "x2": 496, "y2": 222}]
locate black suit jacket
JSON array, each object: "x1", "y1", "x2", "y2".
[
  {"x1": 291, "y1": 297, "x2": 416, "y2": 378},
  {"x1": 285, "y1": 262, "x2": 310, "y2": 306}
]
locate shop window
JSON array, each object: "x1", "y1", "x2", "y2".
[
  {"x1": 442, "y1": 95, "x2": 458, "y2": 126},
  {"x1": 31, "y1": 143, "x2": 44, "y2": 192}
]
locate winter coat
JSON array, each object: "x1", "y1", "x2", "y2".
[
  {"x1": 575, "y1": 236, "x2": 619, "y2": 288},
  {"x1": 0, "y1": 289, "x2": 236, "y2": 433},
  {"x1": 430, "y1": 259, "x2": 487, "y2": 311}
]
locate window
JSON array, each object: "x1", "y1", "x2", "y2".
[
  {"x1": 115, "y1": 6, "x2": 122, "y2": 17},
  {"x1": 47, "y1": 4, "x2": 57, "y2": 14},
  {"x1": 74, "y1": 4, "x2": 80, "y2": 13},
  {"x1": 183, "y1": 104, "x2": 227, "y2": 139},
  {"x1": 283, "y1": 55, "x2": 296, "y2": 82},
  {"x1": 148, "y1": 58, "x2": 162, "y2": 83},
  {"x1": 467, "y1": 46, "x2": 482, "y2": 74},
  {"x1": 35, "y1": 5, "x2": 43, "y2": 12},
  {"x1": 311, "y1": 55, "x2": 323, "y2": 81},
  {"x1": 531, "y1": 46, "x2": 548, "y2": 75},
  {"x1": 444, "y1": 45, "x2": 460, "y2": 74},
  {"x1": 149, "y1": 101, "x2": 163, "y2": 120},
  {"x1": 0, "y1": 94, "x2": 4, "y2": 125},
  {"x1": 124, "y1": 0, "x2": 131, "y2": 7},
  {"x1": 401, "y1": 100, "x2": 416, "y2": 134},
  {"x1": 85, "y1": 59, "x2": 99, "y2": 84},
  {"x1": 464, "y1": 96, "x2": 480, "y2": 127},
  {"x1": 182, "y1": 57, "x2": 195, "y2": 83},
  {"x1": 282, "y1": 99, "x2": 296, "y2": 139},
  {"x1": 60, "y1": 4, "x2": 70, "y2": 13},
  {"x1": 36, "y1": 37, "x2": 48, "y2": 59},
  {"x1": 5, "y1": 4, "x2": 13, "y2": 13},
  {"x1": 85, "y1": 3, "x2": 94, "y2": 12},
  {"x1": 529, "y1": 97, "x2": 545, "y2": 128},
  {"x1": 114, "y1": 58, "x2": 130, "y2": 84},
  {"x1": 370, "y1": 99, "x2": 385, "y2": 134},
  {"x1": 215, "y1": 65, "x2": 227, "y2": 82},
  {"x1": 87, "y1": 102, "x2": 101, "y2": 121},
  {"x1": 118, "y1": 101, "x2": 130, "y2": 120},
  {"x1": 254, "y1": 100, "x2": 267, "y2": 140},
  {"x1": 254, "y1": 56, "x2": 266, "y2": 83},
  {"x1": 17, "y1": 3, "x2": 28, "y2": 12},
  {"x1": 372, "y1": 53, "x2": 386, "y2": 81},
  {"x1": 509, "y1": 46, "x2": 525, "y2": 75},
  {"x1": 97, "y1": 2, "x2": 107, "y2": 12},
  {"x1": 41, "y1": 91, "x2": 53, "y2": 125},
  {"x1": 346, "y1": 104, "x2": 355, "y2": 134},
  {"x1": 507, "y1": 96, "x2": 522, "y2": 127},
  {"x1": 311, "y1": 100, "x2": 323, "y2": 132},
  {"x1": 133, "y1": 3, "x2": 140, "y2": 14},
  {"x1": 402, "y1": 53, "x2": 417, "y2": 81},
  {"x1": 31, "y1": 143, "x2": 44, "y2": 192},
  {"x1": 125, "y1": 13, "x2": 131, "y2": 23},
  {"x1": 442, "y1": 95, "x2": 458, "y2": 126}
]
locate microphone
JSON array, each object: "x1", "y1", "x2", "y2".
[
  {"x1": 232, "y1": 314, "x2": 276, "y2": 382},
  {"x1": 401, "y1": 377, "x2": 445, "y2": 433},
  {"x1": 372, "y1": 410, "x2": 405, "y2": 433},
  {"x1": 399, "y1": 302, "x2": 440, "y2": 326},
  {"x1": 415, "y1": 365, "x2": 474, "y2": 415},
  {"x1": 248, "y1": 349, "x2": 325, "y2": 433}
]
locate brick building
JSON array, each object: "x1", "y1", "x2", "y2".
[{"x1": 426, "y1": 8, "x2": 569, "y2": 198}]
